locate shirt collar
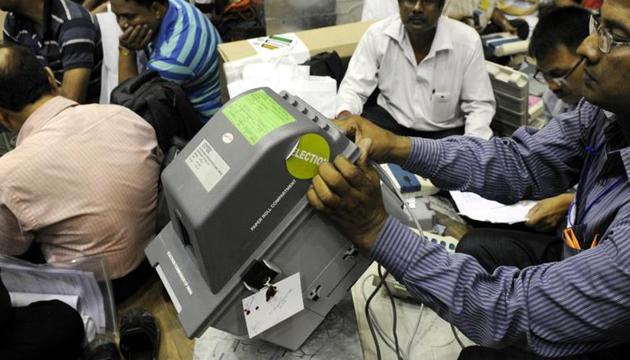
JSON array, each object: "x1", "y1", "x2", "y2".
[
  {"x1": 384, "y1": 16, "x2": 453, "y2": 57},
  {"x1": 16, "y1": 96, "x2": 77, "y2": 146},
  {"x1": 153, "y1": 0, "x2": 178, "y2": 49},
  {"x1": 600, "y1": 113, "x2": 630, "y2": 179}
]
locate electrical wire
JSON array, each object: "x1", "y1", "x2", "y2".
[
  {"x1": 365, "y1": 273, "x2": 385, "y2": 360},
  {"x1": 378, "y1": 265, "x2": 403, "y2": 360},
  {"x1": 405, "y1": 303, "x2": 424, "y2": 358},
  {"x1": 361, "y1": 274, "x2": 426, "y2": 360},
  {"x1": 366, "y1": 163, "x2": 428, "y2": 359},
  {"x1": 361, "y1": 275, "x2": 404, "y2": 356}
]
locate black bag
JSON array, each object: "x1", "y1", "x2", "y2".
[
  {"x1": 110, "y1": 71, "x2": 202, "y2": 152},
  {"x1": 301, "y1": 51, "x2": 348, "y2": 89}
]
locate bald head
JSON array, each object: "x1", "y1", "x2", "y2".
[{"x1": 0, "y1": 44, "x2": 53, "y2": 113}]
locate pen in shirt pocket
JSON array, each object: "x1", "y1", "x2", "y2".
[
  {"x1": 563, "y1": 228, "x2": 581, "y2": 250},
  {"x1": 590, "y1": 234, "x2": 600, "y2": 249}
]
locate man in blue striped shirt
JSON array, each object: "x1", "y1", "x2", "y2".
[
  {"x1": 308, "y1": 0, "x2": 630, "y2": 358},
  {"x1": 111, "y1": 0, "x2": 221, "y2": 123}
]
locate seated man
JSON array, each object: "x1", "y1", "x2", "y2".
[
  {"x1": 455, "y1": 6, "x2": 592, "y2": 271},
  {"x1": 1, "y1": 0, "x2": 103, "y2": 103},
  {"x1": 112, "y1": 0, "x2": 222, "y2": 123},
  {"x1": 336, "y1": 0, "x2": 496, "y2": 139},
  {"x1": 530, "y1": 6, "x2": 590, "y2": 120},
  {"x1": 308, "y1": 1, "x2": 630, "y2": 358},
  {"x1": 0, "y1": 45, "x2": 161, "y2": 303}
]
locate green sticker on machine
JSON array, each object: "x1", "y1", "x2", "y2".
[
  {"x1": 223, "y1": 90, "x2": 296, "y2": 145},
  {"x1": 286, "y1": 133, "x2": 331, "y2": 180}
]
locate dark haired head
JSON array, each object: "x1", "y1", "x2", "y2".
[
  {"x1": 0, "y1": 44, "x2": 53, "y2": 112},
  {"x1": 529, "y1": 6, "x2": 591, "y2": 62}
]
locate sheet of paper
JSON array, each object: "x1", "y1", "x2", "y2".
[
  {"x1": 242, "y1": 272, "x2": 305, "y2": 338},
  {"x1": 10, "y1": 292, "x2": 79, "y2": 309},
  {"x1": 450, "y1": 191, "x2": 536, "y2": 224}
]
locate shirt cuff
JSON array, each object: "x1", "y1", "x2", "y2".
[
  {"x1": 370, "y1": 216, "x2": 425, "y2": 280},
  {"x1": 335, "y1": 95, "x2": 363, "y2": 117},
  {"x1": 401, "y1": 137, "x2": 442, "y2": 178}
]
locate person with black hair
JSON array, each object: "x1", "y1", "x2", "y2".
[
  {"x1": 111, "y1": 0, "x2": 222, "y2": 123},
  {"x1": 453, "y1": 6, "x2": 593, "y2": 281},
  {"x1": 0, "y1": 44, "x2": 161, "y2": 304},
  {"x1": 0, "y1": 0, "x2": 103, "y2": 103},
  {"x1": 530, "y1": 6, "x2": 591, "y2": 119},
  {"x1": 337, "y1": 0, "x2": 496, "y2": 139}
]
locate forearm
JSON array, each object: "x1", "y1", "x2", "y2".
[
  {"x1": 82, "y1": 0, "x2": 104, "y2": 11},
  {"x1": 491, "y1": 8, "x2": 511, "y2": 30},
  {"x1": 401, "y1": 119, "x2": 582, "y2": 203},
  {"x1": 371, "y1": 217, "x2": 630, "y2": 357},
  {"x1": 118, "y1": 47, "x2": 138, "y2": 84}
]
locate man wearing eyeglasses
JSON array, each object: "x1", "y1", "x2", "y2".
[
  {"x1": 455, "y1": 6, "x2": 593, "y2": 277},
  {"x1": 309, "y1": 0, "x2": 630, "y2": 359},
  {"x1": 530, "y1": 6, "x2": 590, "y2": 120},
  {"x1": 336, "y1": 0, "x2": 496, "y2": 140}
]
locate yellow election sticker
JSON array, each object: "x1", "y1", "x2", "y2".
[{"x1": 286, "y1": 133, "x2": 331, "y2": 180}]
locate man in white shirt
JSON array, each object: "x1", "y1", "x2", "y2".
[{"x1": 337, "y1": 0, "x2": 495, "y2": 139}]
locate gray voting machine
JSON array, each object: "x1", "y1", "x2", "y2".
[{"x1": 145, "y1": 88, "x2": 429, "y2": 350}]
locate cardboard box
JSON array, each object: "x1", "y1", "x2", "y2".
[{"x1": 217, "y1": 20, "x2": 375, "y2": 102}]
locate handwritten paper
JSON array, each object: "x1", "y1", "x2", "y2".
[{"x1": 242, "y1": 273, "x2": 305, "y2": 338}]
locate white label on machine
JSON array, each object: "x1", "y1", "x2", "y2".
[
  {"x1": 242, "y1": 273, "x2": 305, "y2": 338},
  {"x1": 185, "y1": 139, "x2": 231, "y2": 193},
  {"x1": 156, "y1": 265, "x2": 182, "y2": 313}
]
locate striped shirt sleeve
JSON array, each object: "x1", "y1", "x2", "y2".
[
  {"x1": 401, "y1": 104, "x2": 597, "y2": 204},
  {"x1": 371, "y1": 211, "x2": 630, "y2": 357},
  {"x1": 148, "y1": 56, "x2": 194, "y2": 84},
  {"x1": 59, "y1": 18, "x2": 99, "y2": 70}
]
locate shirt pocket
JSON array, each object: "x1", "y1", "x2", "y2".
[{"x1": 431, "y1": 91, "x2": 456, "y2": 123}]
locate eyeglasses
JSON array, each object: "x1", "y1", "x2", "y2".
[
  {"x1": 533, "y1": 57, "x2": 585, "y2": 87},
  {"x1": 399, "y1": 0, "x2": 441, "y2": 7},
  {"x1": 589, "y1": 13, "x2": 630, "y2": 54}
]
